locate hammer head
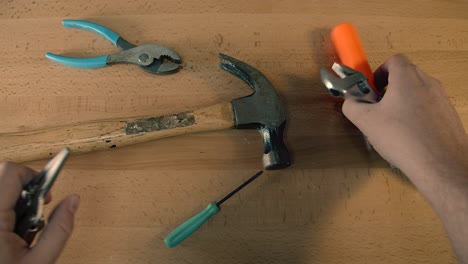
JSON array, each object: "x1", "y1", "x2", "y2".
[{"x1": 219, "y1": 53, "x2": 290, "y2": 170}]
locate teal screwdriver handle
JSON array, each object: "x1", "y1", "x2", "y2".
[{"x1": 164, "y1": 203, "x2": 219, "y2": 248}]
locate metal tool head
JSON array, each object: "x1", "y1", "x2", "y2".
[
  {"x1": 140, "y1": 44, "x2": 182, "y2": 75},
  {"x1": 108, "y1": 44, "x2": 182, "y2": 75},
  {"x1": 219, "y1": 53, "x2": 290, "y2": 170},
  {"x1": 320, "y1": 63, "x2": 380, "y2": 103}
]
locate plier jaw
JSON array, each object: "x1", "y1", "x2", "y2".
[
  {"x1": 320, "y1": 63, "x2": 381, "y2": 103},
  {"x1": 106, "y1": 43, "x2": 182, "y2": 75}
]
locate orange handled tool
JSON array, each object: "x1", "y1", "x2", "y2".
[
  {"x1": 331, "y1": 23, "x2": 381, "y2": 96},
  {"x1": 320, "y1": 23, "x2": 383, "y2": 103}
]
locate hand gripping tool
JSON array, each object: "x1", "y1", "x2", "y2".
[
  {"x1": 14, "y1": 148, "x2": 70, "y2": 245},
  {"x1": 320, "y1": 23, "x2": 384, "y2": 103},
  {"x1": 320, "y1": 62, "x2": 381, "y2": 103},
  {"x1": 46, "y1": 20, "x2": 181, "y2": 75},
  {"x1": 320, "y1": 23, "x2": 385, "y2": 151}
]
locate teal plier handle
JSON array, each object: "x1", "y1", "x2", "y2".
[
  {"x1": 45, "y1": 20, "x2": 122, "y2": 68},
  {"x1": 62, "y1": 20, "x2": 120, "y2": 44}
]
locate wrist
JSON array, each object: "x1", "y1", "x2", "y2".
[
  {"x1": 404, "y1": 141, "x2": 468, "y2": 204},
  {"x1": 430, "y1": 141, "x2": 468, "y2": 180}
]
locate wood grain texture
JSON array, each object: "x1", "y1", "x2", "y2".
[
  {"x1": 0, "y1": 102, "x2": 233, "y2": 163},
  {"x1": 1, "y1": 0, "x2": 467, "y2": 263}
]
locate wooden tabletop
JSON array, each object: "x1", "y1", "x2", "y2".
[{"x1": 1, "y1": 1, "x2": 467, "y2": 263}]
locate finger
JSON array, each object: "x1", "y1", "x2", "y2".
[
  {"x1": 342, "y1": 99, "x2": 376, "y2": 130},
  {"x1": 0, "y1": 162, "x2": 38, "y2": 211},
  {"x1": 26, "y1": 194, "x2": 80, "y2": 264},
  {"x1": 373, "y1": 63, "x2": 389, "y2": 92},
  {"x1": 378, "y1": 54, "x2": 413, "y2": 77},
  {"x1": 380, "y1": 54, "x2": 420, "y2": 87},
  {"x1": 413, "y1": 65, "x2": 437, "y2": 89},
  {"x1": 373, "y1": 54, "x2": 430, "y2": 100},
  {"x1": 45, "y1": 192, "x2": 52, "y2": 205}
]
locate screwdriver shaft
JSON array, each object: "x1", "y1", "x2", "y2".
[
  {"x1": 164, "y1": 170, "x2": 264, "y2": 248},
  {"x1": 216, "y1": 170, "x2": 263, "y2": 207}
]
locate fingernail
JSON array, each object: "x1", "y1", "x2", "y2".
[{"x1": 68, "y1": 194, "x2": 80, "y2": 215}]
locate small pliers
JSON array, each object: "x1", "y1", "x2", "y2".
[
  {"x1": 320, "y1": 63, "x2": 382, "y2": 103},
  {"x1": 14, "y1": 148, "x2": 70, "y2": 244},
  {"x1": 46, "y1": 20, "x2": 182, "y2": 75}
]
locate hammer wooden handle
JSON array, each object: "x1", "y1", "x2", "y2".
[{"x1": 0, "y1": 102, "x2": 234, "y2": 163}]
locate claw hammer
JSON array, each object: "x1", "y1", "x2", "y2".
[{"x1": 0, "y1": 54, "x2": 290, "y2": 170}]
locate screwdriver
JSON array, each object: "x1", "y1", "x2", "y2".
[{"x1": 164, "y1": 170, "x2": 264, "y2": 248}]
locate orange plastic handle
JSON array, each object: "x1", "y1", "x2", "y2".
[{"x1": 331, "y1": 23, "x2": 380, "y2": 95}]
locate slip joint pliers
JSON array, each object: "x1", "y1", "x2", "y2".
[{"x1": 46, "y1": 20, "x2": 182, "y2": 75}]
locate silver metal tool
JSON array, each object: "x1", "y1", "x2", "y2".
[
  {"x1": 320, "y1": 63, "x2": 381, "y2": 103},
  {"x1": 321, "y1": 63, "x2": 383, "y2": 151},
  {"x1": 14, "y1": 148, "x2": 70, "y2": 244}
]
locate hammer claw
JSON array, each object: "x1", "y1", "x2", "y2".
[
  {"x1": 219, "y1": 54, "x2": 256, "y2": 89},
  {"x1": 219, "y1": 53, "x2": 290, "y2": 169}
]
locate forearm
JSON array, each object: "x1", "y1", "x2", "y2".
[{"x1": 405, "y1": 144, "x2": 468, "y2": 262}]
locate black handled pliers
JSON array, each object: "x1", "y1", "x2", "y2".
[{"x1": 14, "y1": 148, "x2": 70, "y2": 244}]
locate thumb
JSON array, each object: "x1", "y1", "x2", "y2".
[
  {"x1": 342, "y1": 99, "x2": 376, "y2": 132},
  {"x1": 26, "y1": 194, "x2": 80, "y2": 264}
]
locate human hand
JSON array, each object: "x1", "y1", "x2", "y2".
[
  {"x1": 341, "y1": 54, "x2": 468, "y2": 261},
  {"x1": 0, "y1": 162, "x2": 79, "y2": 264},
  {"x1": 342, "y1": 54, "x2": 467, "y2": 181}
]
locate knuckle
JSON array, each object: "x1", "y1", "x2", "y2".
[
  {"x1": 432, "y1": 77, "x2": 443, "y2": 86},
  {"x1": 56, "y1": 207, "x2": 75, "y2": 236},
  {"x1": 0, "y1": 162, "x2": 14, "y2": 172},
  {"x1": 0, "y1": 162, "x2": 27, "y2": 178},
  {"x1": 342, "y1": 100, "x2": 366, "y2": 123},
  {"x1": 389, "y1": 54, "x2": 412, "y2": 69},
  {"x1": 0, "y1": 211, "x2": 15, "y2": 231},
  {"x1": 405, "y1": 63, "x2": 420, "y2": 76},
  {"x1": 390, "y1": 54, "x2": 407, "y2": 63},
  {"x1": 56, "y1": 216, "x2": 74, "y2": 237},
  {"x1": 392, "y1": 53, "x2": 406, "y2": 61},
  {"x1": 341, "y1": 100, "x2": 353, "y2": 117}
]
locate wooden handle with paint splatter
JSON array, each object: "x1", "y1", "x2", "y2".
[{"x1": 0, "y1": 102, "x2": 234, "y2": 163}]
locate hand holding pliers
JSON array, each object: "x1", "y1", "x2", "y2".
[
  {"x1": 46, "y1": 20, "x2": 181, "y2": 75},
  {"x1": 14, "y1": 148, "x2": 70, "y2": 244}
]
